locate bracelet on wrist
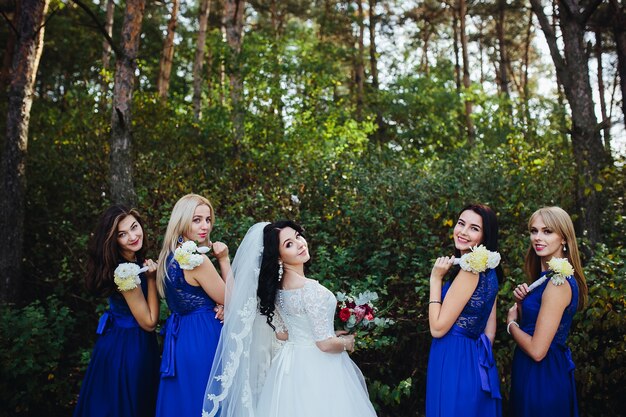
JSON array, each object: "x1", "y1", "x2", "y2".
[
  {"x1": 429, "y1": 300, "x2": 442, "y2": 304},
  {"x1": 507, "y1": 320, "x2": 520, "y2": 335},
  {"x1": 340, "y1": 336, "x2": 347, "y2": 351}
]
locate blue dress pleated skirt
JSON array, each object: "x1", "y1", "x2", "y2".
[
  {"x1": 509, "y1": 273, "x2": 580, "y2": 417},
  {"x1": 73, "y1": 303, "x2": 160, "y2": 417},
  {"x1": 156, "y1": 255, "x2": 223, "y2": 417},
  {"x1": 426, "y1": 269, "x2": 502, "y2": 417}
]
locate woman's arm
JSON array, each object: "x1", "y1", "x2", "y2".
[
  {"x1": 184, "y1": 255, "x2": 226, "y2": 305},
  {"x1": 211, "y1": 241, "x2": 231, "y2": 281},
  {"x1": 315, "y1": 333, "x2": 355, "y2": 353},
  {"x1": 484, "y1": 298, "x2": 497, "y2": 345},
  {"x1": 429, "y1": 268, "x2": 479, "y2": 338},
  {"x1": 507, "y1": 282, "x2": 571, "y2": 361},
  {"x1": 121, "y1": 259, "x2": 159, "y2": 332}
]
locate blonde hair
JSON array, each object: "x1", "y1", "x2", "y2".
[
  {"x1": 157, "y1": 194, "x2": 215, "y2": 297},
  {"x1": 524, "y1": 206, "x2": 587, "y2": 309}
]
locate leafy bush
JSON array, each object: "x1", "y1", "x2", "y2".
[{"x1": 0, "y1": 297, "x2": 80, "y2": 416}]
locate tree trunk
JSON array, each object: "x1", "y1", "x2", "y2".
[
  {"x1": 530, "y1": 0, "x2": 611, "y2": 244},
  {"x1": 595, "y1": 30, "x2": 610, "y2": 150},
  {"x1": 611, "y1": 0, "x2": 626, "y2": 130},
  {"x1": 110, "y1": 0, "x2": 145, "y2": 206},
  {"x1": 452, "y1": 4, "x2": 461, "y2": 92},
  {"x1": 459, "y1": 0, "x2": 474, "y2": 144},
  {"x1": 0, "y1": 0, "x2": 49, "y2": 304},
  {"x1": 369, "y1": 0, "x2": 384, "y2": 140},
  {"x1": 496, "y1": 0, "x2": 509, "y2": 96},
  {"x1": 0, "y1": 0, "x2": 19, "y2": 94},
  {"x1": 157, "y1": 0, "x2": 179, "y2": 100},
  {"x1": 223, "y1": 0, "x2": 245, "y2": 157},
  {"x1": 355, "y1": 1, "x2": 365, "y2": 120},
  {"x1": 193, "y1": 0, "x2": 211, "y2": 120},
  {"x1": 100, "y1": 0, "x2": 115, "y2": 106}
]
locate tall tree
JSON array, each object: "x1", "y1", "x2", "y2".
[
  {"x1": 157, "y1": 0, "x2": 179, "y2": 100},
  {"x1": 496, "y1": 0, "x2": 509, "y2": 96},
  {"x1": 459, "y1": 0, "x2": 474, "y2": 143},
  {"x1": 530, "y1": 0, "x2": 611, "y2": 243},
  {"x1": 223, "y1": 0, "x2": 245, "y2": 156},
  {"x1": 100, "y1": 0, "x2": 115, "y2": 105},
  {"x1": 110, "y1": 0, "x2": 145, "y2": 205},
  {"x1": 193, "y1": 0, "x2": 212, "y2": 120},
  {"x1": 369, "y1": 0, "x2": 385, "y2": 139},
  {"x1": 0, "y1": 0, "x2": 50, "y2": 303},
  {"x1": 610, "y1": 0, "x2": 626, "y2": 128},
  {"x1": 0, "y1": 0, "x2": 19, "y2": 93},
  {"x1": 355, "y1": 1, "x2": 365, "y2": 120}
]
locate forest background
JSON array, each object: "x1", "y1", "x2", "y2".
[{"x1": 1, "y1": 0, "x2": 625, "y2": 416}]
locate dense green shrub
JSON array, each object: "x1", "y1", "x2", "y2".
[{"x1": 0, "y1": 297, "x2": 81, "y2": 417}]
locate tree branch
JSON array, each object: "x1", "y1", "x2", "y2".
[
  {"x1": 559, "y1": 0, "x2": 603, "y2": 25},
  {"x1": 579, "y1": 0, "x2": 603, "y2": 25},
  {"x1": 529, "y1": 0, "x2": 567, "y2": 75},
  {"x1": 70, "y1": 0, "x2": 121, "y2": 57},
  {"x1": 1, "y1": 11, "x2": 18, "y2": 36}
]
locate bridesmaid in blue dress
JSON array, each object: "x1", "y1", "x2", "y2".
[
  {"x1": 155, "y1": 194, "x2": 230, "y2": 417},
  {"x1": 74, "y1": 205, "x2": 160, "y2": 417},
  {"x1": 507, "y1": 206, "x2": 587, "y2": 417},
  {"x1": 426, "y1": 203, "x2": 503, "y2": 417}
]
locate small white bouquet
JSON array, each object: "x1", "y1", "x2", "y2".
[
  {"x1": 453, "y1": 245, "x2": 501, "y2": 274},
  {"x1": 528, "y1": 257, "x2": 574, "y2": 292},
  {"x1": 174, "y1": 240, "x2": 211, "y2": 270},
  {"x1": 114, "y1": 263, "x2": 148, "y2": 292}
]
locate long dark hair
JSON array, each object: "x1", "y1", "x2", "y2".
[
  {"x1": 85, "y1": 205, "x2": 147, "y2": 297},
  {"x1": 453, "y1": 203, "x2": 504, "y2": 283},
  {"x1": 257, "y1": 220, "x2": 305, "y2": 329}
]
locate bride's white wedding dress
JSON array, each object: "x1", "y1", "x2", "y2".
[{"x1": 256, "y1": 279, "x2": 377, "y2": 417}]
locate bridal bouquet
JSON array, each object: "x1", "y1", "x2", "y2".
[
  {"x1": 114, "y1": 263, "x2": 148, "y2": 292},
  {"x1": 454, "y1": 245, "x2": 501, "y2": 274},
  {"x1": 335, "y1": 290, "x2": 392, "y2": 334},
  {"x1": 528, "y1": 257, "x2": 574, "y2": 292},
  {"x1": 174, "y1": 241, "x2": 211, "y2": 270}
]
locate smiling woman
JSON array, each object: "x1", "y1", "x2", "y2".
[
  {"x1": 155, "y1": 194, "x2": 231, "y2": 417},
  {"x1": 426, "y1": 203, "x2": 504, "y2": 417},
  {"x1": 73, "y1": 205, "x2": 160, "y2": 417}
]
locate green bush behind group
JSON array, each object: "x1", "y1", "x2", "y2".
[{"x1": 1, "y1": 68, "x2": 625, "y2": 417}]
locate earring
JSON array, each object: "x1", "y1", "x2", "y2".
[
  {"x1": 278, "y1": 260, "x2": 283, "y2": 282},
  {"x1": 177, "y1": 235, "x2": 184, "y2": 244},
  {"x1": 563, "y1": 243, "x2": 567, "y2": 253}
]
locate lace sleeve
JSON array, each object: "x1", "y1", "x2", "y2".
[
  {"x1": 273, "y1": 309, "x2": 288, "y2": 334},
  {"x1": 302, "y1": 283, "x2": 336, "y2": 341}
]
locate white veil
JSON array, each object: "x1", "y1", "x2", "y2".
[{"x1": 202, "y1": 222, "x2": 275, "y2": 417}]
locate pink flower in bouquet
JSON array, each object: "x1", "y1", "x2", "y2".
[
  {"x1": 365, "y1": 312, "x2": 374, "y2": 321},
  {"x1": 353, "y1": 305, "x2": 367, "y2": 321}
]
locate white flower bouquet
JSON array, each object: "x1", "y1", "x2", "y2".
[
  {"x1": 453, "y1": 245, "x2": 501, "y2": 274},
  {"x1": 114, "y1": 263, "x2": 149, "y2": 292},
  {"x1": 528, "y1": 257, "x2": 574, "y2": 292},
  {"x1": 174, "y1": 240, "x2": 211, "y2": 270}
]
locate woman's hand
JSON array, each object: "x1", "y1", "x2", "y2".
[
  {"x1": 340, "y1": 334, "x2": 355, "y2": 353},
  {"x1": 430, "y1": 256, "x2": 454, "y2": 281},
  {"x1": 211, "y1": 241, "x2": 229, "y2": 260},
  {"x1": 513, "y1": 283, "x2": 529, "y2": 302},
  {"x1": 143, "y1": 258, "x2": 157, "y2": 279},
  {"x1": 507, "y1": 303, "x2": 519, "y2": 324},
  {"x1": 214, "y1": 304, "x2": 224, "y2": 322}
]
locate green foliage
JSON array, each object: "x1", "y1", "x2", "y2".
[{"x1": 0, "y1": 297, "x2": 80, "y2": 416}]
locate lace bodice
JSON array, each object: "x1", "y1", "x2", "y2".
[
  {"x1": 520, "y1": 272, "x2": 578, "y2": 346},
  {"x1": 108, "y1": 260, "x2": 148, "y2": 317},
  {"x1": 275, "y1": 280, "x2": 336, "y2": 343},
  {"x1": 163, "y1": 253, "x2": 217, "y2": 314},
  {"x1": 442, "y1": 268, "x2": 499, "y2": 338}
]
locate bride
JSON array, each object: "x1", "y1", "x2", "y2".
[{"x1": 202, "y1": 221, "x2": 377, "y2": 417}]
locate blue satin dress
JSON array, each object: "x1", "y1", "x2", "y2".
[
  {"x1": 510, "y1": 272, "x2": 579, "y2": 417},
  {"x1": 426, "y1": 268, "x2": 502, "y2": 417},
  {"x1": 73, "y1": 265, "x2": 160, "y2": 417},
  {"x1": 156, "y1": 254, "x2": 223, "y2": 417}
]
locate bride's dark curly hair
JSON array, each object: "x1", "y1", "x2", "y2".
[{"x1": 257, "y1": 220, "x2": 305, "y2": 330}]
